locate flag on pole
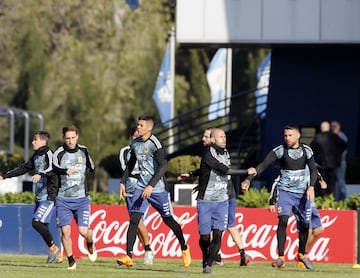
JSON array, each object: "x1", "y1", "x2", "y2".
[
  {"x1": 255, "y1": 53, "x2": 271, "y2": 116},
  {"x1": 206, "y1": 49, "x2": 227, "y2": 121},
  {"x1": 126, "y1": 0, "x2": 140, "y2": 10},
  {"x1": 152, "y1": 42, "x2": 173, "y2": 125}
]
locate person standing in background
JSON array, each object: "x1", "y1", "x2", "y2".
[
  {"x1": 310, "y1": 121, "x2": 347, "y2": 197},
  {"x1": 331, "y1": 120, "x2": 348, "y2": 201}
]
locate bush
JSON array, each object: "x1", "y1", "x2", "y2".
[
  {"x1": 167, "y1": 155, "x2": 201, "y2": 181},
  {"x1": 0, "y1": 192, "x2": 125, "y2": 205},
  {"x1": 237, "y1": 188, "x2": 270, "y2": 208},
  {"x1": 0, "y1": 191, "x2": 34, "y2": 203},
  {"x1": 0, "y1": 187, "x2": 359, "y2": 209},
  {"x1": 89, "y1": 192, "x2": 125, "y2": 205},
  {"x1": 0, "y1": 153, "x2": 25, "y2": 175}
]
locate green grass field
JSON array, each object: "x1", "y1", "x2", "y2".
[{"x1": 0, "y1": 255, "x2": 359, "y2": 278}]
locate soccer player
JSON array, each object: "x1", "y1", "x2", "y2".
[
  {"x1": 116, "y1": 115, "x2": 191, "y2": 268},
  {"x1": 119, "y1": 127, "x2": 154, "y2": 265},
  {"x1": 241, "y1": 124, "x2": 317, "y2": 270},
  {"x1": 178, "y1": 127, "x2": 250, "y2": 267},
  {"x1": 53, "y1": 125, "x2": 97, "y2": 270},
  {"x1": 196, "y1": 128, "x2": 248, "y2": 274},
  {"x1": 268, "y1": 170, "x2": 326, "y2": 268},
  {"x1": 0, "y1": 131, "x2": 61, "y2": 263}
]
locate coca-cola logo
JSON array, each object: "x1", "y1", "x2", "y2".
[
  {"x1": 220, "y1": 212, "x2": 334, "y2": 261},
  {"x1": 77, "y1": 209, "x2": 196, "y2": 258},
  {"x1": 72, "y1": 206, "x2": 352, "y2": 263}
]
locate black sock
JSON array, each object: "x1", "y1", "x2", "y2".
[
  {"x1": 87, "y1": 241, "x2": 93, "y2": 249},
  {"x1": 68, "y1": 255, "x2": 75, "y2": 264},
  {"x1": 163, "y1": 216, "x2": 187, "y2": 250},
  {"x1": 144, "y1": 244, "x2": 152, "y2": 251},
  {"x1": 240, "y1": 249, "x2": 245, "y2": 257}
]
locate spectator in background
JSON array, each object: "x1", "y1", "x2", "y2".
[
  {"x1": 310, "y1": 121, "x2": 347, "y2": 197},
  {"x1": 331, "y1": 120, "x2": 348, "y2": 201}
]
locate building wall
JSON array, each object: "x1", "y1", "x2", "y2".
[{"x1": 260, "y1": 46, "x2": 360, "y2": 184}]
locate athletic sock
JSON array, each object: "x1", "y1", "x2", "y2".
[{"x1": 68, "y1": 255, "x2": 75, "y2": 264}]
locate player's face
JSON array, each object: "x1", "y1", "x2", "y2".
[
  {"x1": 63, "y1": 130, "x2": 78, "y2": 149},
  {"x1": 212, "y1": 130, "x2": 226, "y2": 149},
  {"x1": 284, "y1": 128, "x2": 300, "y2": 148},
  {"x1": 202, "y1": 130, "x2": 212, "y2": 146},
  {"x1": 32, "y1": 135, "x2": 46, "y2": 151},
  {"x1": 137, "y1": 120, "x2": 152, "y2": 139}
]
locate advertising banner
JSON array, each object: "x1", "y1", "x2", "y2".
[{"x1": 70, "y1": 205, "x2": 356, "y2": 264}]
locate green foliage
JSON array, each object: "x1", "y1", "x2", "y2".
[
  {"x1": 167, "y1": 155, "x2": 201, "y2": 180},
  {"x1": 342, "y1": 193, "x2": 360, "y2": 210},
  {"x1": 0, "y1": 188, "x2": 359, "y2": 209},
  {"x1": 0, "y1": 192, "x2": 35, "y2": 204},
  {"x1": 0, "y1": 1, "x2": 273, "y2": 191},
  {"x1": 237, "y1": 187, "x2": 270, "y2": 208},
  {"x1": 89, "y1": 191, "x2": 125, "y2": 205},
  {"x1": 236, "y1": 187, "x2": 360, "y2": 210},
  {"x1": 0, "y1": 192, "x2": 125, "y2": 205},
  {"x1": 0, "y1": 153, "x2": 24, "y2": 175},
  {"x1": 314, "y1": 194, "x2": 348, "y2": 210}
]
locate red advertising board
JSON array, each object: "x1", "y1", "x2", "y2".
[{"x1": 70, "y1": 205, "x2": 357, "y2": 264}]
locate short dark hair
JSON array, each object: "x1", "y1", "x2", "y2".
[
  {"x1": 33, "y1": 131, "x2": 50, "y2": 144},
  {"x1": 62, "y1": 125, "x2": 79, "y2": 136},
  {"x1": 284, "y1": 124, "x2": 301, "y2": 134},
  {"x1": 138, "y1": 115, "x2": 154, "y2": 122}
]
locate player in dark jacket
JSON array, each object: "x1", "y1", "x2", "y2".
[{"x1": 0, "y1": 131, "x2": 61, "y2": 263}]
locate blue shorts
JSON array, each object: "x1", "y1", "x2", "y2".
[
  {"x1": 126, "y1": 195, "x2": 149, "y2": 220},
  {"x1": 309, "y1": 202, "x2": 322, "y2": 229},
  {"x1": 294, "y1": 201, "x2": 322, "y2": 230},
  {"x1": 197, "y1": 199, "x2": 228, "y2": 235},
  {"x1": 129, "y1": 188, "x2": 173, "y2": 218},
  {"x1": 56, "y1": 196, "x2": 91, "y2": 227},
  {"x1": 33, "y1": 200, "x2": 55, "y2": 224},
  {"x1": 277, "y1": 189, "x2": 311, "y2": 224},
  {"x1": 227, "y1": 197, "x2": 236, "y2": 228}
]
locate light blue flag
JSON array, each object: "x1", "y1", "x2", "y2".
[
  {"x1": 255, "y1": 53, "x2": 271, "y2": 116},
  {"x1": 126, "y1": 0, "x2": 140, "y2": 10},
  {"x1": 152, "y1": 42, "x2": 173, "y2": 125},
  {"x1": 206, "y1": 49, "x2": 227, "y2": 121}
]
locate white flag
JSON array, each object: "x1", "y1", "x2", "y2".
[
  {"x1": 206, "y1": 49, "x2": 227, "y2": 121},
  {"x1": 152, "y1": 42, "x2": 173, "y2": 126},
  {"x1": 255, "y1": 53, "x2": 271, "y2": 116}
]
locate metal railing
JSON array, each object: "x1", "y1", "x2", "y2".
[{"x1": 154, "y1": 87, "x2": 268, "y2": 168}]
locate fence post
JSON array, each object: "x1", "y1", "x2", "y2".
[{"x1": 353, "y1": 208, "x2": 360, "y2": 268}]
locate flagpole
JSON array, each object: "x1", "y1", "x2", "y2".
[
  {"x1": 168, "y1": 27, "x2": 175, "y2": 153},
  {"x1": 225, "y1": 48, "x2": 232, "y2": 131}
]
